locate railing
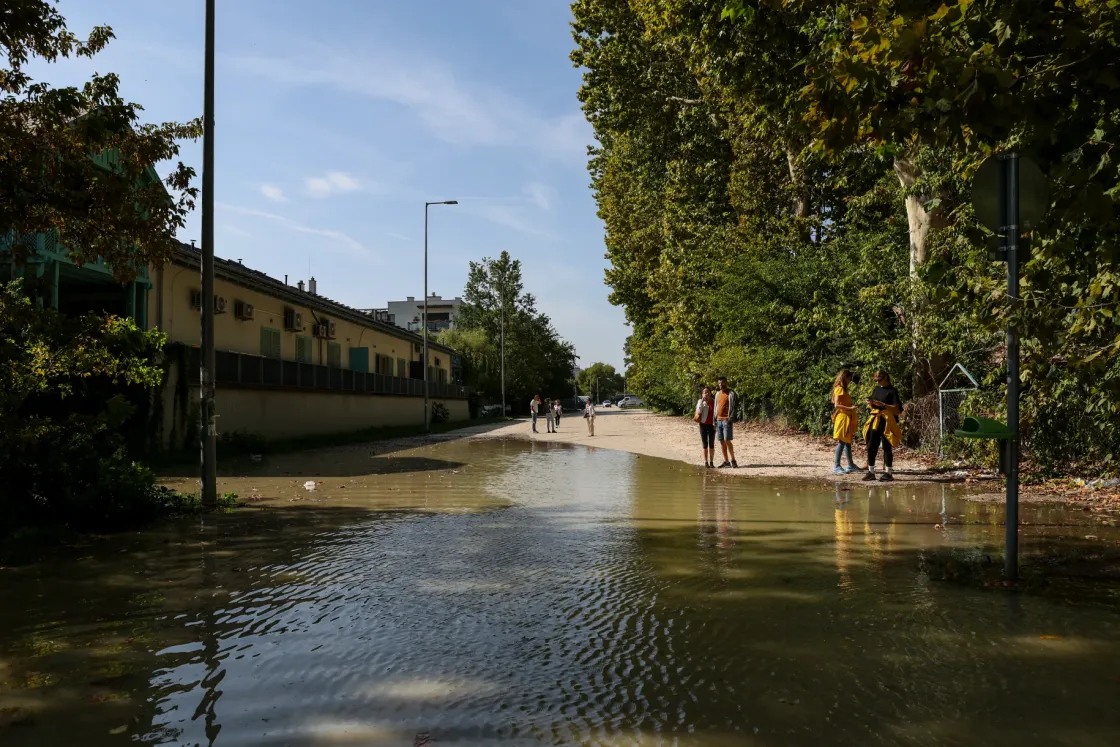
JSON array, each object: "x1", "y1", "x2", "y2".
[
  {"x1": 407, "y1": 320, "x2": 452, "y2": 333},
  {"x1": 177, "y1": 344, "x2": 468, "y2": 399}
]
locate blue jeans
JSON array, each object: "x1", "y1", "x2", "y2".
[
  {"x1": 531, "y1": 412, "x2": 538, "y2": 432},
  {"x1": 834, "y1": 442, "x2": 854, "y2": 468},
  {"x1": 716, "y1": 420, "x2": 733, "y2": 442}
]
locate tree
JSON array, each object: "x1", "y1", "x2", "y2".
[
  {"x1": 578, "y1": 362, "x2": 625, "y2": 400},
  {"x1": 1, "y1": 0, "x2": 201, "y2": 280},
  {"x1": 445, "y1": 251, "x2": 577, "y2": 411},
  {"x1": 575, "y1": 0, "x2": 1120, "y2": 471}
]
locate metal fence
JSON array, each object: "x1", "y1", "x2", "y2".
[{"x1": 177, "y1": 344, "x2": 468, "y2": 400}]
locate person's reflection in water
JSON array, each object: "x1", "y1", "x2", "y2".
[{"x1": 834, "y1": 484, "x2": 855, "y2": 592}]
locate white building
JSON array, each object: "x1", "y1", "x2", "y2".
[{"x1": 381, "y1": 294, "x2": 463, "y2": 335}]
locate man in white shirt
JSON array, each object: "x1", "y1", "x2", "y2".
[{"x1": 529, "y1": 394, "x2": 541, "y2": 433}]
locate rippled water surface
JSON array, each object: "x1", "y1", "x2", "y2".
[{"x1": 3, "y1": 437, "x2": 1120, "y2": 746}]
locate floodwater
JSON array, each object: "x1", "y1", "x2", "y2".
[{"x1": 3, "y1": 438, "x2": 1120, "y2": 746}]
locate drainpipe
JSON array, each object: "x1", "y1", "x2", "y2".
[{"x1": 156, "y1": 264, "x2": 165, "y2": 330}]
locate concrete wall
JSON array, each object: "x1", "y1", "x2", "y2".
[
  {"x1": 149, "y1": 262, "x2": 452, "y2": 381},
  {"x1": 213, "y1": 389, "x2": 469, "y2": 440}
]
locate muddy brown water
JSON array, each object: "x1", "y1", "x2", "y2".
[{"x1": 2, "y1": 439, "x2": 1120, "y2": 746}]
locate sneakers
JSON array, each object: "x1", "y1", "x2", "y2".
[
  {"x1": 832, "y1": 466, "x2": 846, "y2": 474},
  {"x1": 717, "y1": 461, "x2": 731, "y2": 469},
  {"x1": 878, "y1": 472, "x2": 894, "y2": 482},
  {"x1": 862, "y1": 471, "x2": 877, "y2": 481},
  {"x1": 844, "y1": 465, "x2": 860, "y2": 474},
  {"x1": 731, "y1": 460, "x2": 738, "y2": 468}
]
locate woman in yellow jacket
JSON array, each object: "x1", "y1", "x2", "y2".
[
  {"x1": 862, "y1": 369, "x2": 903, "y2": 482},
  {"x1": 831, "y1": 370, "x2": 860, "y2": 474}
]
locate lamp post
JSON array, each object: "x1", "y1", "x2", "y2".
[
  {"x1": 423, "y1": 200, "x2": 457, "y2": 432},
  {"x1": 199, "y1": 0, "x2": 217, "y2": 506},
  {"x1": 500, "y1": 296, "x2": 505, "y2": 418}
]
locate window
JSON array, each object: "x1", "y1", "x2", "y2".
[
  {"x1": 379, "y1": 354, "x2": 394, "y2": 375},
  {"x1": 260, "y1": 327, "x2": 281, "y2": 359},
  {"x1": 327, "y1": 342, "x2": 341, "y2": 368},
  {"x1": 295, "y1": 335, "x2": 312, "y2": 363},
  {"x1": 349, "y1": 347, "x2": 370, "y2": 372},
  {"x1": 396, "y1": 358, "x2": 406, "y2": 378},
  {"x1": 439, "y1": 368, "x2": 447, "y2": 384}
]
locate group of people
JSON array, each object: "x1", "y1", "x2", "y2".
[
  {"x1": 693, "y1": 377, "x2": 739, "y2": 468},
  {"x1": 831, "y1": 368, "x2": 902, "y2": 481},
  {"x1": 529, "y1": 395, "x2": 597, "y2": 436},
  {"x1": 692, "y1": 369, "x2": 902, "y2": 479}
]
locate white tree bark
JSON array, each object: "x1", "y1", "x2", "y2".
[{"x1": 893, "y1": 157, "x2": 936, "y2": 279}]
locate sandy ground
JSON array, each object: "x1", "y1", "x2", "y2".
[{"x1": 467, "y1": 407, "x2": 941, "y2": 485}]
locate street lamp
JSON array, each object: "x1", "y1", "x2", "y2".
[
  {"x1": 500, "y1": 296, "x2": 505, "y2": 419},
  {"x1": 424, "y1": 200, "x2": 457, "y2": 432},
  {"x1": 200, "y1": 0, "x2": 217, "y2": 506}
]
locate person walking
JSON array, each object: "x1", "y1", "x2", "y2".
[
  {"x1": 553, "y1": 398, "x2": 563, "y2": 429},
  {"x1": 584, "y1": 397, "x2": 596, "y2": 436},
  {"x1": 694, "y1": 385, "x2": 717, "y2": 467},
  {"x1": 545, "y1": 397, "x2": 556, "y2": 433},
  {"x1": 529, "y1": 394, "x2": 542, "y2": 433},
  {"x1": 714, "y1": 376, "x2": 738, "y2": 468},
  {"x1": 831, "y1": 370, "x2": 860, "y2": 474},
  {"x1": 862, "y1": 370, "x2": 902, "y2": 482}
]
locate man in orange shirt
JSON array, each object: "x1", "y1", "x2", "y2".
[{"x1": 714, "y1": 376, "x2": 739, "y2": 468}]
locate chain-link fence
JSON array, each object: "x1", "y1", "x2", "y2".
[{"x1": 938, "y1": 363, "x2": 979, "y2": 457}]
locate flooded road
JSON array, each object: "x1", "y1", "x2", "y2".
[{"x1": 3, "y1": 439, "x2": 1120, "y2": 746}]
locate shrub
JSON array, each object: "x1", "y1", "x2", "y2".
[{"x1": 431, "y1": 402, "x2": 451, "y2": 424}]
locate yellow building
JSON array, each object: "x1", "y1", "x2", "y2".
[{"x1": 151, "y1": 243, "x2": 468, "y2": 450}]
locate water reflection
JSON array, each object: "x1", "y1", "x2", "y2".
[{"x1": 1, "y1": 440, "x2": 1119, "y2": 746}]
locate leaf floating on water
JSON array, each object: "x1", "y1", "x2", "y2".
[
  {"x1": 108, "y1": 725, "x2": 128, "y2": 735},
  {"x1": 1039, "y1": 635, "x2": 1060, "y2": 640}
]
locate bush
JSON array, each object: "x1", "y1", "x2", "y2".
[
  {"x1": 431, "y1": 402, "x2": 451, "y2": 424},
  {"x1": 0, "y1": 280, "x2": 177, "y2": 536},
  {"x1": 467, "y1": 390, "x2": 481, "y2": 419}
]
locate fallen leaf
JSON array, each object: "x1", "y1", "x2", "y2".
[{"x1": 109, "y1": 725, "x2": 128, "y2": 735}]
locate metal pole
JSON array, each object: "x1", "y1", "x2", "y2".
[
  {"x1": 500, "y1": 299, "x2": 505, "y2": 418},
  {"x1": 199, "y1": 0, "x2": 217, "y2": 507},
  {"x1": 1004, "y1": 153, "x2": 1021, "y2": 580},
  {"x1": 423, "y1": 203, "x2": 429, "y2": 432}
]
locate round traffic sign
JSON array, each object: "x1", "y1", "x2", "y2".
[{"x1": 972, "y1": 154, "x2": 1049, "y2": 232}]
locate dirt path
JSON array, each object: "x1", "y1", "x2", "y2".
[{"x1": 468, "y1": 408, "x2": 945, "y2": 485}]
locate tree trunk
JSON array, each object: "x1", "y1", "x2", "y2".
[
  {"x1": 787, "y1": 150, "x2": 809, "y2": 220},
  {"x1": 893, "y1": 156, "x2": 947, "y2": 398},
  {"x1": 893, "y1": 157, "x2": 935, "y2": 280}
]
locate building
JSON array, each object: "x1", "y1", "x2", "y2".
[
  {"x1": 385, "y1": 294, "x2": 463, "y2": 335},
  {"x1": 149, "y1": 244, "x2": 468, "y2": 449},
  {"x1": 3, "y1": 232, "x2": 470, "y2": 450}
]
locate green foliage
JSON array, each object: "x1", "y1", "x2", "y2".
[
  {"x1": 0, "y1": 280, "x2": 172, "y2": 535},
  {"x1": 578, "y1": 362, "x2": 625, "y2": 399},
  {"x1": 0, "y1": 0, "x2": 200, "y2": 281},
  {"x1": 572, "y1": 0, "x2": 1120, "y2": 472},
  {"x1": 445, "y1": 251, "x2": 577, "y2": 412}
]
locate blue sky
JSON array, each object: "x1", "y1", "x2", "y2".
[{"x1": 37, "y1": 1, "x2": 625, "y2": 369}]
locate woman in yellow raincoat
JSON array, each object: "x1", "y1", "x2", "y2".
[
  {"x1": 861, "y1": 369, "x2": 903, "y2": 482},
  {"x1": 831, "y1": 370, "x2": 859, "y2": 474}
]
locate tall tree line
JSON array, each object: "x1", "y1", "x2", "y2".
[
  {"x1": 440, "y1": 251, "x2": 577, "y2": 413},
  {"x1": 572, "y1": 0, "x2": 1120, "y2": 473}
]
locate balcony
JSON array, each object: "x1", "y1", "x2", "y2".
[{"x1": 407, "y1": 320, "x2": 452, "y2": 333}]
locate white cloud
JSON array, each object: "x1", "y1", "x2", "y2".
[
  {"x1": 216, "y1": 203, "x2": 369, "y2": 258},
  {"x1": 463, "y1": 202, "x2": 552, "y2": 238},
  {"x1": 260, "y1": 183, "x2": 287, "y2": 202},
  {"x1": 230, "y1": 47, "x2": 592, "y2": 163},
  {"x1": 305, "y1": 171, "x2": 362, "y2": 198},
  {"x1": 523, "y1": 182, "x2": 555, "y2": 211},
  {"x1": 221, "y1": 224, "x2": 253, "y2": 238}
]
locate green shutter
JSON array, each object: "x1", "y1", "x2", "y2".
[
  {"x1": 397, "y1": 358, "x2": 406, "y2": 377},
  {"x1": 260, "y1": 327, "x2": 281, "y2": 359},
  {"x1": 349, "y1": 347, "x2": 370, "y2": 372},
  {"x1": 327, "y1": 342, "x2": 341, "y2": 368},
  {"x1": 295, "y1": 335, "x2": 312, "y2": 363}
]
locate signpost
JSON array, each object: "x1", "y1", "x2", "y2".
[{"x1": 964, "y1": 153, "x2": 1049, "y2": 580}]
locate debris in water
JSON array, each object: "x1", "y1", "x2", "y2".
[
  {"x1": 303, "y1": 481, "x2": 317, "y2": 491},
  {"x1": 249, "y1": 454, "x2": 262, "y2": 462}
]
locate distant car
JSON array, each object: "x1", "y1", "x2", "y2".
[
  {"x1": 479, "y1": 404, "x2": 504, "y2": 418},
  {"x1": 618, "y1": 396, "x2": 644, "y2": 408},
  {"x1": 601, "y1": 399, "x2": 612, "y2": 407}
]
